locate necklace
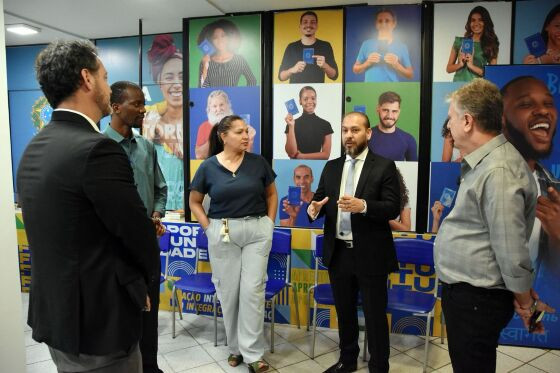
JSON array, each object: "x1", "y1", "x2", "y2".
[{"x1": 232, "y1": 172, "x2": 236, "y2": 178}]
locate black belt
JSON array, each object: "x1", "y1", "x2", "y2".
[
  {"x1": 441, "y1": 281, "x2": 512, "y2": 299},
  {"x1": 336, "y1": 239, "x2": 354, "y2": 248}
]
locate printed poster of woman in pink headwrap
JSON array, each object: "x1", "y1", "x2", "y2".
[{"x1": 142, "y1": 34, "x2": 184, "y2": 211}]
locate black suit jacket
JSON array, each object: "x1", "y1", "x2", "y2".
[
  {"x1": 312, "y1": 151, "x2": 400, "y2": 276},
  {"x1": 17, "y1": 111, "x2": 160, "y2": 355}
]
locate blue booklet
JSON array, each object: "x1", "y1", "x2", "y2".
[
  {"x1": 461, "y1": 38, "x2": 473, "y2": 55},
  {"x1": 198, "y1": 39, "x2": 216, "y2": 56},
  {"x1": 285, "y1": 99, "x2": 299, "y2": 115},
  {"x1": 377, "y1": 40, "x2": 388, "y2": 57},
  {"x1": 353, "y1": 105, "x2": 366, "y2": 113},
  {"x1": 525, "y1": 33, "x2": 547, "y2": 58},
  {"x1": 303, "y1": 48, "x2": 314, "y2": 64},
  {"x1": 440, "y1": 187, "x2": 457, "y2": 208},
  {"x1": 288, "y1": 186, "x2": 301, "y2": 205}
]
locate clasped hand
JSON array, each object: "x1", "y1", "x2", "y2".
[{"x1": 337, "y1": 195, "x2": 364, "y2": 213}]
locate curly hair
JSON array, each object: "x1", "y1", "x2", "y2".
[
  {"x1": 196, "y1": 19, "x2": 241, "y2": 50},
  {"x1": 35, "y1": 39, "x2": 99, "y2": 108},
  {"x1": 395, "y1": 167, "x2": 409, "y2": 211},
  {"x1": 464, "y1": 6, "x2": 499, "y2": 62}
]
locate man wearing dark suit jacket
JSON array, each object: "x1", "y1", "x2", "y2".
[
  {"x1": 17, "y1": 40, "x2": 160, "y2": 373},
  {"x1": 308, "y1": 112, "x2": 400, "y2": 373}
]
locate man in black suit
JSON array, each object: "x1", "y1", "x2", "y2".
[
  {"x1": 308, "y1": 112, "x2": 400, "y2": 373},
  {"x1": 17, "y1": 40, "x2": 160, "y2": 373}
]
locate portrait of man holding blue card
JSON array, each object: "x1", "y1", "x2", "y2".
[
  {"x1": 284, "y1": 86, "x2": 333, "y2": 160},
  {"x1": 278, "y1": 11, "x2": 339, "y2": 83},
  {"x1": 279, "y1": 164, "x2": 325, "y2": 228},
  {"x1": 352, "y1": 7, "x2": 414, "y2": 82}
]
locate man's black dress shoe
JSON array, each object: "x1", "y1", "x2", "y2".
[{"x1": 323, "y1": 361, "x2": 358, "y2": 373}]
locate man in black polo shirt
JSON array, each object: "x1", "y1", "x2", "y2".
[
  {"x1": 278, "y1": 10, "x2": 339, "y2": 83},
  {"x1": 285, "y1": 86, "x2": 334, "y2": 160}
]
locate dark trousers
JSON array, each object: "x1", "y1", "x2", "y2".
[
  {"x1": 140, "y1": 280, "x2": 161, "y2": 373},
  {"x1": 328, "y1": 240, "x2": 390, "y2": 373},
  {"x1": 441, "y1": 282, "x2": 514, "y2": 373}
]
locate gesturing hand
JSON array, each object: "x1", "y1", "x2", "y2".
[{"x1": 308, "y1": 197, "x2": 329, "y2": 218}]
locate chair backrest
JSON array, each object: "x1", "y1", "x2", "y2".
[
  {"x1": 267, "y1": 228, "x2": 292, "y2": 284},
  {"x1": 193, "y1": 226, "x2": 209, "y2": 274},
  {"x1": 159, "y1": 231, "x2": 171, "y2": 253},
  {"x1": 159, "y1": 231, "x2": 172, "y2": 280},
  {"x1": 196, "y1": 227, "x2": 208, "y2": 249},
  {"x1": 394, "y1": 238, "x2": 434, "y2": 267},
  {"x1": 270, "y1": 229, "x2": 291, "y2": 255},
  {"x1": 311, "y1": 233, "x2": 327, "y2": 285}
]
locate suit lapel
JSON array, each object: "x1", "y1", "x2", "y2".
[
  {"x1": 355, "y1": 151, "x2": 374, "y2": 197},
  {"x1": 332, "y1": 156, "x2": 346, "y2": 198}
]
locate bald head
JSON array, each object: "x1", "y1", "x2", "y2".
[{"x1": 343, "y1": 111, "x2": 371, "y2": 130}]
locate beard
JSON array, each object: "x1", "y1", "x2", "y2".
[
  {"x1": 378, "y1": 115, "x2": 397, "y2": 130},
  {"x1": 208, "y1": 108, "x2": 233, "y2": 125},
  {"x1": 94, "y1": 87, "x2": 111, "y2": 118},
  {"x1": 505, "y1": 119, "x2": 555, "y2": 161},
  {"x1": 345, "y1": 139, "x2": 368, "y2": 158}
]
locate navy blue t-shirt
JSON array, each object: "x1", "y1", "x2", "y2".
[
  {"x1": 190, "y1": 152, "x2": 276, "y2": 218},
  {"x1": 367, "y1": 126, "x2": 418, "y2": 161}
]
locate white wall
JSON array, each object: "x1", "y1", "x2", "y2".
[{"x1": 0, "y1": 0, "x2": 27, "y2": 371}]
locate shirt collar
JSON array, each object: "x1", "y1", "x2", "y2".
[
  {"x1": 104, "y1": 124, "x2": 138, "y2": 143},
  {"x1": 345, "y1": 146, "x2": 368, "y2": 162},
  {"x1": 54, "y1": 108, "x2": 100, "y2": 133},
  {"x1": 463, "y1": 133, "x2": 506, "y2": 171}
]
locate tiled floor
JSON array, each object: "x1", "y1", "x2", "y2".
[{"x1": 21, "y1": 293, "x2": 559, "y2": 373}]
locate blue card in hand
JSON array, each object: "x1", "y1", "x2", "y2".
[
  {"x1": 288, "y1": 186, "x2": 301, "y2": 205},
  {"x1": 461, "y1": 38, "x2": 473, "y2": 55},
  {"x1": 439, "y1": 187, "x2": 457, "y2": 208},
  {"x1": 198, "y1": 39, "x2": 216, "y2": 56},
  {"x1": 377, "y1": 40, "x2": 388, "y2": 57},
  {"x1": 285, "y1": 99, "x2": 299, "y2": 115},
  {"x1": 353, "y1": 105, "x2": 366, "y2": 113},
  {"x1": 303, "y1": 48, "x2": 314, "y2": 64},
  {"x1": 239, "y1": 113, "x2": 251, "y2": 125},
  {"x1": 525, "y1": 33, "x2": 547, "y2": 58}
]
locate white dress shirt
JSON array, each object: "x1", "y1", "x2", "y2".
[
  {"x1": 54, "y1": 109, "x2": 100, "y2": 133},
  {"x1": 336, "y1": 147, "x2": 368, "y2": 240}
]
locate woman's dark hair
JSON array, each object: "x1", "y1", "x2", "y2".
[
  {"x1": 395, "y1": 168, "x2": 409, "y2": 211},
  {"x1": 441, "y1": 117, "x2": 450, "y2": 138},
  {"x1": 541, "y1": 5, "x2": 560, "y2": 46},
  {"x1": 35, "y1": 40, "x2": 99, "y2": 108},
  {"x1": 197, "y1": 19, "x2": 241, "y2": 47},
  {"x1": 464, "y1": 6, "x2": 499, "y2": 62},
  {"x1": 208, "y1": 115, "x2": 243, "y2": 156}
]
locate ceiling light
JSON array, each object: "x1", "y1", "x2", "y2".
[{"x1": 6, "y1": 24, "x2": 41, "y2": 36}]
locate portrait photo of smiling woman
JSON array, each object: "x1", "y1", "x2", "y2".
[{"x1": 142, "y1": 34, "x2": 184, "y2": 211}]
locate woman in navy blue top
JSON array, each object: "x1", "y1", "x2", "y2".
[{"x1": 189, "y1": 115, "x2": 277, "y2": 373}]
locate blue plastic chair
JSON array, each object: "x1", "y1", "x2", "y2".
[
  {"x1": 265, "y1": 229, "x2": 300, "y2": 353},
  {"x1": 307, "y1": 234, "x2": 366, "y2": 360},
  {"x1": 171, "y1": 227, "x2": 222, "y2": 346},
  {"x1": 387, "y1": 238, "x2": 437, "y2": 373},
  {"x1": 159, "y1": 231, "x2": 171, "y2": 284}
]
